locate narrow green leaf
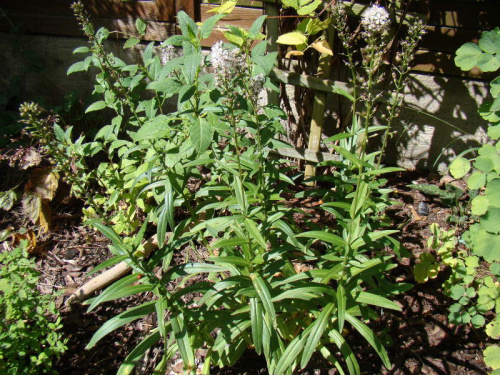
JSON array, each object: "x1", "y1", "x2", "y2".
[
  {"x1": 345, "y1": 313, "x2": 391, "y2": 369},
  {"x1": 350, "y1": 230, "x2": 398, "y2": 250},
  {"x1": 329, "y1": 329, "x2": 360, "y2": 375},
  {"x1": 250, "y1": 298, "x2": 264, "y2": 355},
  {"x1": 301, "y1": 302, "x2": 335, "y2": 369},
  {"x1": 117, "y1": 330, "x2": 161, "y2": 375},
  {"x1": 296, "y1": 231, "x2": 345, "y2": 247},
  {"x1": 234, "y1": 176, "x2": 247, "y2": 215},
  {"x1": 274, "y1": 329, "x2": 310, "y2": 374},
  {"x1": 86, "y1": 274, "x2": 143, "y2": 311},
  {"x1": 244, "y1": 218, "x2": 267, "y2": 251},
  {"x1": 87, "y1": 255, "x2": 128, "y2": 276},
  {"x1": 86, "y1": 301, "x2": 156, "y2": 349},
  {"x1": 337, "y1": 286, "x2": 346, "y2": 332},
  {"x1": 171, "y1": 313, "x2": 196, "y2": 370},
  {"x1": 251, "y1": 273, "x2": 276, "y2": 329},
  {"x1": 355, "y1": 292, "x2": 402, "y2": 311}
]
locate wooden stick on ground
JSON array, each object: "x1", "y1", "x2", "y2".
[{"x1": 66, "y1": 234, "x2": 167, "y2": 305}]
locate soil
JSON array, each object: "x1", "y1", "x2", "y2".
[{"x1": 0, "y1": 167, "x2": 492, "y2": 375}]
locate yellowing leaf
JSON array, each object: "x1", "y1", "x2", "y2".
[
  {"x1": 26, "y1": 168, "x2": 59, "y2": 202},
  {"x1": 206, "y1": 1, "x2": 237, "y2": 14},
  {"x1": 285, "y1": 50, "x2": 304, "y2": 58},
  {"x1": 277, "y1": 32, "x2": 307, "y2": 46},
  {"x1": 22, "y1": 192, "x2": 42, "y2": 225},
  {"x1": 38, "y1": 202, "x2": 52, "y2": 233},
  {"x1": 311, "y1": 40, "x2": 333, "y2": 56}
]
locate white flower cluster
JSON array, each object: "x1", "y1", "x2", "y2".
[
  {"x1": 361, "y1": 5, "x2": 390, "y2": 36},
  {"x1": 210, "y1": 41, "x2": 246, "y2": 87},
  {"x1": 160, "y1": 45, "x2": 177, "y2": 65}
]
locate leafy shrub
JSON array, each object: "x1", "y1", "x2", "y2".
[
  {"x1": 444, "y1": 28, "x2": 500, "y2": 374},
  {"x1": 0, "y1": 240, "x2": 67, "y2": 374},
  {"x1": 22, "y1": 2, "x2": 424, "y2": 374}
]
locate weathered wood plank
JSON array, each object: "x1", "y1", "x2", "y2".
[
  {"x1": 0, "y1": 14, "x2": 175, "y2": 41},
  {"x1": 200, "y1": 4, "x2": 262, "y2": 29},
  {"x1": 270, "y1": 68, "x2": 396, "y2": 104},
  {"x1": 271, "y1": 147, "x2": 339, "y2": 163},
  {"x1": 1, "y1": 0, "x2": 172, "y2": 22},
  {"x1": 420, "y1": 26, "x2": 481, "y2": 54},
  {"x1": 412, "y1": 50, "x2": 495, "y2": 80}
]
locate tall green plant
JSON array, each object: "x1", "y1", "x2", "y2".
[{"x1": 27, "y1": 4, "x2": 412, "y2": 375}]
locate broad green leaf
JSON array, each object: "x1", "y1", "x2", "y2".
[
  {"x1": 474, "y1": 156, "x2": 494, "y2": 173},
  {"x1": 177, "y1": 11, "x2": 199, "y2": 41},
  {"x1": 200, "y1": 14, "x2": 225, "y2": 39},
  {"x1": 471, "y1": 195, "x2": 489, "y2": 216},
  {"x1": 449, "y1": 157, "x2": 471, "y2": 178},
  {"x1": 0, "y1": 190, "x2": 17, "y2": 211},
  {"x1": 86, "y1": 100, "x2": 107, "y2": 113},
  {"x1": 117, "y1": 330, "x2": 161, "y2": 375},
  {"x1": 455, "y1": 42, "x2": 483, "y2": 71},
  {"x1": 67, "y1": 61, "x2": 88, "y2": 75},
  {"x1": 86, "y1": 301, "x2": 156, "y2": 349},
  {"x1": 206, "y1": 0, "x2": 237, "y2": 14},
  {"x1": 488, "y1": 124, "x2": 500, "y2": 140},
  {"x1": 296, "y1": 231, "x2": 345, "y2": 247},
  {"x1": 124, "y1": 38, "x2": 141, "y2": 49},
  {"x1": 249, "y1": 15, "x2": 267, "y2": 39},
  {"x1": 136, "y1": 18, "x2": 147, "y2": 35},
  {"x1": 414, "y1": 253, "x2": 439, "y2": 283},
  {"x1": 467, "y1": 171, "x2": 486, "y2": 189},
  {"x1": 277, "y1": 32, "x2": 307, "y2": 46},
  {"x1": 297, "y1": 0, "x2": 322, "y2": 15},
  {"x1": 135, "y1": 115, "x2": 172, "y2": 141},
  {"x1": 147, "y1": 78, "x2": 182, "y2": 96},
  {"x1": 301, "y1": 302, "x2": 335, "y2": 368},
  {"x1": 484, "y1": 345, "x2": 500, "y2": 370},
  {"x1": 485, "y1": 178, "x2": 500, "y2": 207},
  {"x1": 486, "y1": 319, "x2": 500, "y2": 339},
  {"x1": 472, "y1": 228, "x2": 500, "y2": 262},
  {"x1": 183, "y1": 52, "x2": 202, "y2": 84},
  {"x1": 345, "y1": 313, "x2": 391, "y2": 369},
  {"x1": 479, "y1": 29, "x2": 500, "y2": 55},
  {"x1": 480, "y1": 207, "x2": 500, "y2": 234},
  {"x1": 190, "y1": 118, "x2": 213, "y2": 153}
]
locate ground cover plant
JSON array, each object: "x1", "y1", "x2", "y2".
[
  {"x1": 0, "y1": 1, "x2": 498, "y2": 375},
  {"x1": 0, "y1": 240, "x2": 67, "y2": 374}
]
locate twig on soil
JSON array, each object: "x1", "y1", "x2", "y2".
[{"x1": 65, "y1": 233, "x2": 169, "y2": 306}]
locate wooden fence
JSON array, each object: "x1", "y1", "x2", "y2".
[{"x1": 1, "y1": 0, "x2": 498, "y2": 78}]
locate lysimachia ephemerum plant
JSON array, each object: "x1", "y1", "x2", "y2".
[
  {"x1": 58, "y1": 5, "x2": 410, "y2": 375},
  {"x1": 448, "y1": 27, "x2": 500, "y2": 374}
]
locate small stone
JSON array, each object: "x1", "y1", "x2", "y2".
[
  {"x1": 65, "y1": 248, "x2": 79, "y2": 259},
  {"x1": 418, "y1": 201, "x2": 429, "y2": 216}
]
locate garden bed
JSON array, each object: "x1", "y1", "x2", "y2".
[{"x1": 0, "y1": 168, "x2": 489, "y2": 375}]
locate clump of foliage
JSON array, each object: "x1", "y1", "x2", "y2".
[
  {"x1": 20, "y1": 1, "x2": 425, "y2": 374},
  {"x1": 442, "y1": 28, "x2": 500, "y2": 373},
  {"x1": 0, "y1": 240, "x2": 67, "y2": 374}
]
